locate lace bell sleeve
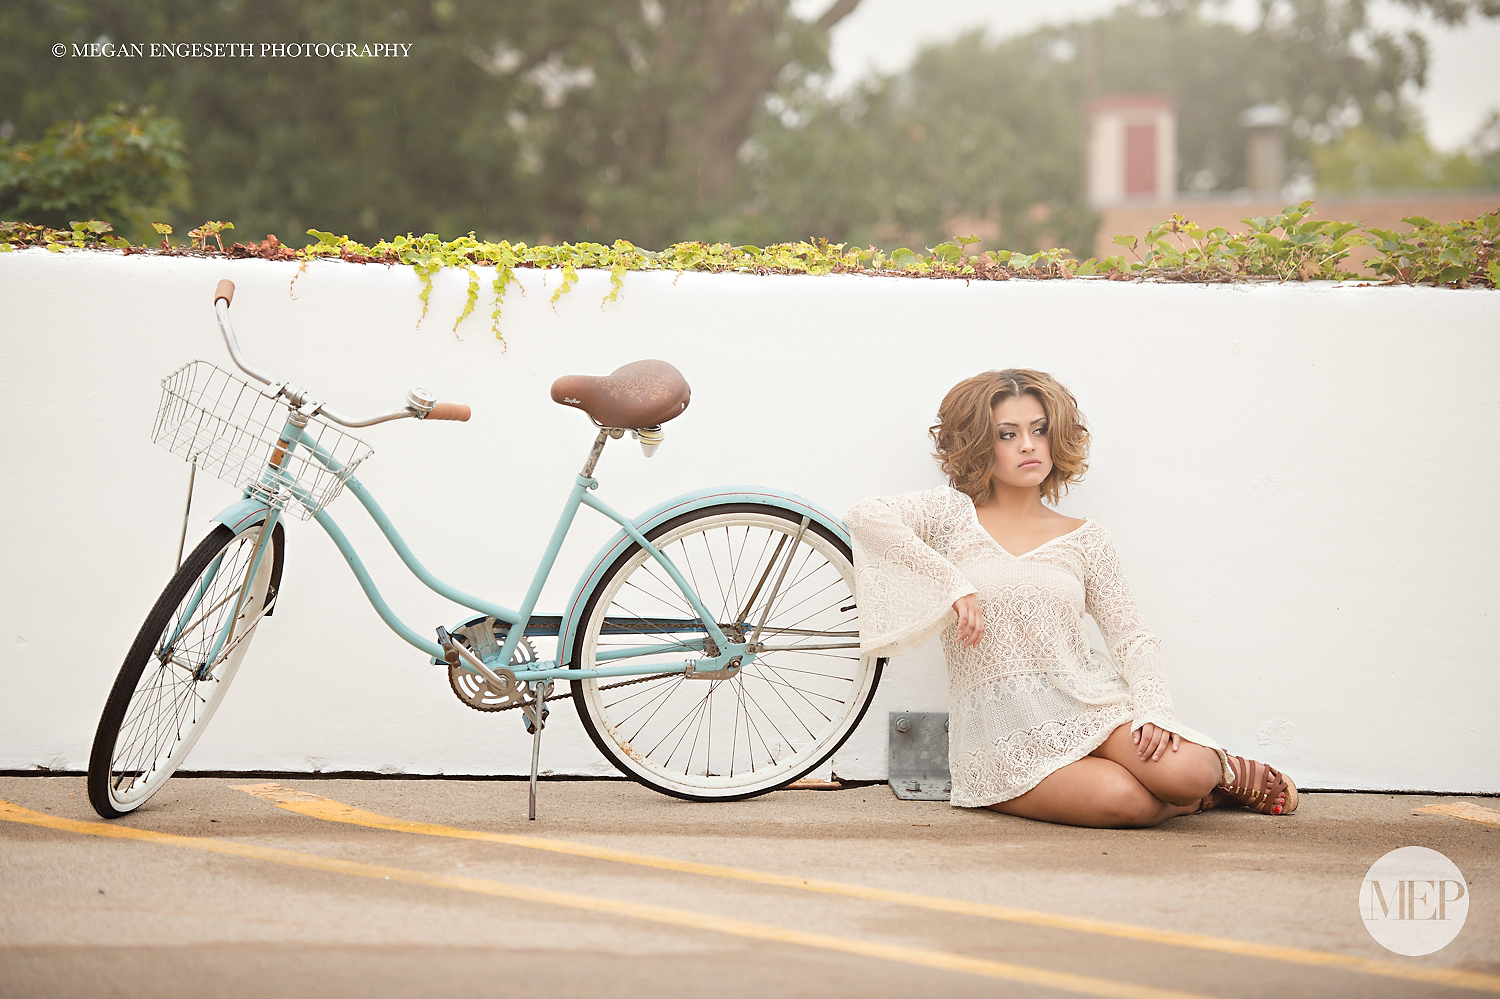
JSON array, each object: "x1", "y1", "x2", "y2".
[
  {"x1": 1082, "y1": 526, "x2": 1179, "y2": 734},
  {"x1": 844, "y1": 489, "x2": 977, "y2": 658}
]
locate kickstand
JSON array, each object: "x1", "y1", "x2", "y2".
[{"x1": 525, "y1": 680, "x2": 552, "y2": 821}]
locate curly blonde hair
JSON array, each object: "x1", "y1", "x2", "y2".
[{"x1": 930, "y1": 369, "x2": 1090, "y2": 506}]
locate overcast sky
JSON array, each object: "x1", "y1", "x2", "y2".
[{"x1": 800, "y1": 0, "x2": 1500, "y2": 151}]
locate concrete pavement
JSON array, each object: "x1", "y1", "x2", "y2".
[{"x1": 1, "y1": 776, "x2": 1496, "y2": 998}]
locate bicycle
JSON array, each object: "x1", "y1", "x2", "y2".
[{"x1": 87, "y1": 279, "x2": 884, "y2": 820}]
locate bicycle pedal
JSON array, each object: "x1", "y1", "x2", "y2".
[
  {"x1": 521, "y1": 680, "x2": 554, "y2": 733},
  {"x1": 434, "y1": 626, "x2": 462, "y2": 667},
  {"x1": 522, "y1": 704, "x2": 550, "y2": 734}
]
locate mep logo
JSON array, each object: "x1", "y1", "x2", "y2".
[{"x1": 1359, "y1": 846, "x2": 1469, "y2": 956}]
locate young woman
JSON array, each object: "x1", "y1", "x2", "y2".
[{"x1": 845, "y1": 368, "x2": 1296, "y2": 827}]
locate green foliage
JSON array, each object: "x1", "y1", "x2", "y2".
[
  {"x1": 718, "y1": 0, "x2": 1500, "y2": 255},
  {"x1": 3, "y1": 3, "x2": 1493, "y2": 259},
  {"x1": 1106, "y1": 202, "x2": 1370, "y2": 281},
  {"x1": 0, "y1": 217, "x2": 130, "y2": 252},
  {"x1": 0, "y1": 104, "x2": 186, "y2": 239},
  {"x1": 187, "y1": 220, "x2": 233, "y2": 251},
  {"x1": 0, "y1": 1, "x2": 848, "y2": 248},
  {"x1": 1362, "y1": 212, "x2": 1500, "y2": 288},
  {"x1": 721, "y1": 27, "x2": 1094, "y2": 253},
  {"x1": 1471, "y1": 112, "x2": 1500, "y2": 189},
  {"x1": 4, "y1": 207, "x2": 1493, "y2": 344},
  {"x1": 1312, "y1": 126, "x2": 1487, "y2": 191}
]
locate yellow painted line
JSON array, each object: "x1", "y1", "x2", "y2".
[
  {"x1": 1415, "y1": 802, "x2": 1500, "y2": 829},
  {"x1": 2, "y1": 800, "x2": 1200, "y2": 999},
  {"x1": 233, "y1": 783, "x2": 1500, "y2": 995}
]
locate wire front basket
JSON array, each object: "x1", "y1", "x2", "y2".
[{"x1": 153, "y1": 360, "x2": 373, "y2": 519}]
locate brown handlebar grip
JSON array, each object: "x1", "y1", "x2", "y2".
[
  {"x1": 426, "y1": 402, "x2": 471, "y2": 422},
  {"x1": 214, "y1": 279, "x2": 235, "y2": 307}
]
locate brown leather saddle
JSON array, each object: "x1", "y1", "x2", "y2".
[{"x1": 549, "y1": 359, "x2": 691, "y2": 429}]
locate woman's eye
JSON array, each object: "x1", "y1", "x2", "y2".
[
  {"x1": 998, "y1": 431, "x2": 1015, "y2": 441},
  {"x1": 1035, "y1": 425, "x2": 1048, "y2": 436}
]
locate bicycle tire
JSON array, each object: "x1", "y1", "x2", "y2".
[
  {"x1": 570, "y1": 503, "x2": 882, "y2": 800},
  {"x1": 88, "y1": 520, "x2": 284, "y2": 818}
]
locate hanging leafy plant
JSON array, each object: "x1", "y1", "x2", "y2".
[{"x1": 3, "y1": 203, "x2": 1494, "y2": 342}]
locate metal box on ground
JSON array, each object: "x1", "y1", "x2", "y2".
[{"x1": 887, "y1": 711, "x2": 951, "y2": 800}]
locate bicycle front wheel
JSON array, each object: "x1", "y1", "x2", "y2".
[
  {"x1": 571, "y1": 503, "x2": 882, "y2": 800},
  {"x1": 88, "y1": 520, "x2": 284, "y2": 818}
]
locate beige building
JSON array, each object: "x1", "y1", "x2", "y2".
[
  {"x1": 1083, "y1": 94, "x2": 1498, "y2": 269},
  {"x1": 1085, "y1": 94, "x2": 1178, "y2": 206}
]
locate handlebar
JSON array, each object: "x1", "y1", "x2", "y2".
[
  {"x1": 212, "y1": 279, "x2": 469, "y2": 428},
  {"x1": 426, "y1": 403, "x2": 472, "y2": 421}
]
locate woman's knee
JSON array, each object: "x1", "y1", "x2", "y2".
[
  {"x1": 1184, "y1": 748, "x2": 1225, "y2": 799},
  {"x1": 1093, "y1": 777, "x2": 1164, "y2": 827},
  {"x1": 1144, "y1": 746, "x2": 1221, "y2": 807}
]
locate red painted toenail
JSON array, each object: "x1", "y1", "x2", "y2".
[{"x1": 1274, "y1": 805, "x2": 1282, "y2": 814}]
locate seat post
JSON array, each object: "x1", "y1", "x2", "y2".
[{"x1": 580, "y1": 428, "x2": 612, "y2": 478}]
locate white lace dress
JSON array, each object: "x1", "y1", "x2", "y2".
[{"x1": 845, "y1": 486, "x2": 1222, "y2": 808}]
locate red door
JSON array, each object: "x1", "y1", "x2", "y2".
[{"x1": 1125, "y1": 123, "x2": 1157, "y2": 196}]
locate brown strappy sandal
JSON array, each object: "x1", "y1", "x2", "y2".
[
  {"x1": 1218, "y1": 754, "x2": 1298, "y2": 815},
  {"x1": 1194, "y1": 789, "x2": 1229, "y2": 813}
]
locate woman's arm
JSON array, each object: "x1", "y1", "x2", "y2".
[
  {"x1": 1081, "y1": 526, "x2": 1181, "y2": 740},
  {"x1": 844, "y1": 489, "x2": 978, "y2": 657}
]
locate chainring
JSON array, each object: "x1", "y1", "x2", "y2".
[{"x1": 447, "y1": 621, "x2": 539, "y2": 712}]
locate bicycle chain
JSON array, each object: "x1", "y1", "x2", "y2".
[{"x1": 494, "y1": 671, "x2": 679, "y2": 711}]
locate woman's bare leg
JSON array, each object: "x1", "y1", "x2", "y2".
[
  {"x1": 988, "y1": 756, "x2": 1200, "y2": 828},
  {"x1": 1088, "y1": 724, "x2": 1223, "y2": 807}
]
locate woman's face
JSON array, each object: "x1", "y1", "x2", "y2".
[{"x1": 990, "y1": 392, "x2": 1052, "y2": 493}]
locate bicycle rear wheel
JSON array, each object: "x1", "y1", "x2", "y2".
[
  {"x1": 88, "y1": 520, "x2": 284, "y2": 818},
  {"x1": 571, "y1": 504, "x2": 882, "y2": 800}
]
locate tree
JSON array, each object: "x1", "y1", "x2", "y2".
[
  {"x1": 719, "y1": 0, "x2": 1499, "y2": 254},
  {"x1": 719, "y1": 28, "x2": 1094, "y2": 252},
  {"x1": 4, "y1": 0, "x2": 1493, "y2": 254},
  {"x1": 0, "y1": 104, "x2": 186, "y2": 235},
  {"x1": 1470, "y1": 110, "x2": 1500, "y2": 188},
  {"x1": 1311, "y1": 124, "x2": 1487, "y2": 190},
  {"x1": 0, "y1": 0, "x2": 859, "y2": 245}
]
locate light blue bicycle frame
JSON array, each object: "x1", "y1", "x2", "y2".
[{"x1": 209, "y1": 413, "x2": 746, "y2": 687}]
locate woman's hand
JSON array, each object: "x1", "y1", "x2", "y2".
[
  {"x1": 1132, "y1": 723, "x2": 1181, "y2": 762},
  {"x1": 953, "y1": 594, "x2": 984, "y2": 647}
]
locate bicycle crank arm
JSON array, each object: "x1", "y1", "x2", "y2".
[{"x1": 435, "y1": 627, "x2": 527, "y2": 708}]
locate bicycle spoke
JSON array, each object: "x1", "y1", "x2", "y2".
[
  {"x1": 729, "y1": 676, "x2": 744, "y2": 777},
  {"x1": 575, "y1": 508, "x2": 880, "y2": 798},
  {"x1": 599, "y1": 675, "x2": 683, "y2": 714},
  {"x1": 750, "y1": 659, "x2": 858, "y2": 682},
  {"x1": 755, "y1": 573, "x2": 846, "y2": 635},
  {"x1": 608, "y1": 678, "x2": 684, "y2": 737},
  {"x1": 691, "y1": 681, "x2": 714, "y2": 776},
  {"x1": 645, "y1": 683, "x2": 715, "y2": 765},
  {"x1": 619, "y1": 563, "x2": 698, "y2": 619},
  {"x1": 743, "y1": 663, "x2": 824, "y2": 739},
  {"x1": 93, "y1": 522, "x2": 279, "y2": 816},
  {"x1": 744, "y1": 667, "x2": 842, "y2": 718},
  {"x1": 734, "y1": 680, "x2": 794, "y2": 764},
  {"x1": 677, "y1": 536, "x2": 711, "y2": 626}
]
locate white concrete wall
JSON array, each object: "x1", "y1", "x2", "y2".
[{"x1": 2, "y1": 249, "x2": 1497, "y2": 793}]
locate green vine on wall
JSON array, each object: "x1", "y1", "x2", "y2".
[{"x1": 2, "y1": 203, "x2": 1495, "y2": 341}]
